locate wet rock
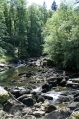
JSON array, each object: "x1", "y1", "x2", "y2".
[
  {"x1": 19, "y1": 89, "x2": 30, "y2": 95},
  {"x1": 42, "y1": 83, "x2": 50, "y2": 90},
  {"x1": 45, "y1": 105, "x2": 57, "y2": 113},
  {"x1": 22, "y1": 97, "x2": 34, "y2": 106},
  {"x1": 41, "y1": 94, "x2": 53, "y2": 100},
  {"x1": 42, "y1": 89, "x2": 48, "y2": 93}
]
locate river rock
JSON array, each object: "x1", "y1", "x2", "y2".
[
  {"x1": 22, "y1": 107, "x2": 33, "y2": 115},
  {"x1": 10, "y1": 104, "x2": 24, "y2": 116},
  {"x1": 19, "y1": 89, "x2": 30, "y2": 95},
  {"x1": 0, "y1": 86, "x2": 9, "y2": 103},
  {"x1": 34, "y1": 103, "x2": 41, "y2": 108},
  {"x1": 60, "y1": 79, "x2": 66, "y2": 87},
  {"x1": 57, "y1": 95, "x2": 72, "y2": 103},
  {"x1": 68, "y1": 102, "x2": 79, "y2": 111},
  {"x1": 3, "y1": 99, "x2": 13, "y2": 112},
  {"x1": 74, "y1": 96, "x2": 79, "y2": 101},
  {"x1": 33, "y1": 110, "x2": 45, "y2": 117},
  {"x1": 41, "y1": 108, "x2": 71, "y2": 119},
  {"x1": 10, "y1": 89, "x2": 20, "y2": 98},
  {"x1": 41, "y1": 93, "x2": 53, "y2": 100},
  {"x1": 37, "y1": 96, "x2": 45, "y2": 103},
  {"x1": 22, "y1": 97, "x2": 34, "y2": 106},
  {"x1": 42, "y1": 83, "x2": 50, "y2": 90},
  {"x1": 48, "y1": 80, "x2": 57, "y2": 87},
  {"x1": 17, "y1": 94, "x2": 32, "y2": 101},
  {"x1": 45, "y1": 105, "x2": 57, "y2": 113}
]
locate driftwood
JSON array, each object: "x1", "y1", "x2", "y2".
[{"x1": 8, "y1": 91, "x2": 25, "y2": 106}]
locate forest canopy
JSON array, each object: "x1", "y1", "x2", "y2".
[{"x1": 0, "y1": 0, "x2": 79, "y2": 70}]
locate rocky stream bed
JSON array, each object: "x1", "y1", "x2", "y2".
[{"x1": 0, "y1": 58, "x2": 79, "y2": 119}]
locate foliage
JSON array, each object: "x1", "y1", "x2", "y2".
[
  {"x1": 43, "y1": 2, "x2": 79, "y2": 70},
  {"x1": 1, "y1": 0, "x2": 79, "y2": 70},
  {"x1": 0, "y1": 0, "x2": 52, "y2": 59}
]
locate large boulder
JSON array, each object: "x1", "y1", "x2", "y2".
[
  {"x1": 45, "y1": 105, "x2": 57, "y2": 113},
  {"x1": 41, "y1": 108, "x2": 71, "y2": 119},
  {"x1": 0, "y1": 86, "x2": 9, "y2": 103},
  {"x1": 22, "y1": 97, "x2": 34, "y2": 106}
]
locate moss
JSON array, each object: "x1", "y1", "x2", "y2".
[
  {"x1": 0, "y1": 87, "x2": 9, "y2": 103},
  {"x1": 70, "y1": 111, "x2": 79, "y2": 119},
  {"x1": 0, "y1": 93, "x2": 9, "y2": 103}
]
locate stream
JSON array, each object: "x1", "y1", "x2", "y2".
[
  {"x1": 1, "y1": 63, "x2": 79, "y2": 118},
  {"x1": 0, "y1": 65, "x2": 69, "y2": 107}
]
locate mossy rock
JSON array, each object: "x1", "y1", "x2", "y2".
[
  {"x1": 69, "y1": 111, "x2": 79, "y2": 119},
  {"x1": 0, "y1": 86, "x2": 9, "y2": 103}
]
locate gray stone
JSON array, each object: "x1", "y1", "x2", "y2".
[
  {"x1": 41, "y1": 108, "x2": 71, "y2": 119},
  {"x1": 33, "y1": 110, "x2": 45, "y2": 116},
  {"x1": 68, "y1": 102, "x2": 79, "y2": 111},
  {"x1": 45, "y1": 105, "x2": 57, "y2": 113}
]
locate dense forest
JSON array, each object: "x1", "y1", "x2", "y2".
[{"x1": 0, "y1": 0, "x2": 79, "y2": 70}]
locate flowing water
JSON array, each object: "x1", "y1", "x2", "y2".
[{"x1": 0, "y1": 65, "x2": 68, "y2": 107}]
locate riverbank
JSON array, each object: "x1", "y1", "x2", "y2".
[
  {"x1": 0, "y1": 57, "x2": 79, "y2": 119},
  {"x1": 0, "y1": 55, "x2": 13, "y2": 63}
]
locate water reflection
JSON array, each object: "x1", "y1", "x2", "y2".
[{"x1": 0, "y1": 66, "x2": 37, "y2": 86}]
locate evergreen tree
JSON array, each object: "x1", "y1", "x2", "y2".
[
  {"x1": 0, "y1": 0, "x2": 12, "y2": 56},
  {"x1": 51, "y1": 0, "x2": 57, "y2": 11}
]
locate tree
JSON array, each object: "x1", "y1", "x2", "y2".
[
  {"x1": 15, "y1": 0, "x2": 28, "y2": 58},
  {"x1": 0, "y1": 0, "x2": 12, "y2": 56},
  {"x1": 43, "y1": 2, "x2": 79, "y2": 70},
  {"x1": 51, "y1": 0, "x2": 57, "y2": 11},
  {"x1": 27, "y1": 4, "x2": 43, "y2": 57},
  {"x1": 4, "y1": 0, "x2": 28, "y2": 58}
]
